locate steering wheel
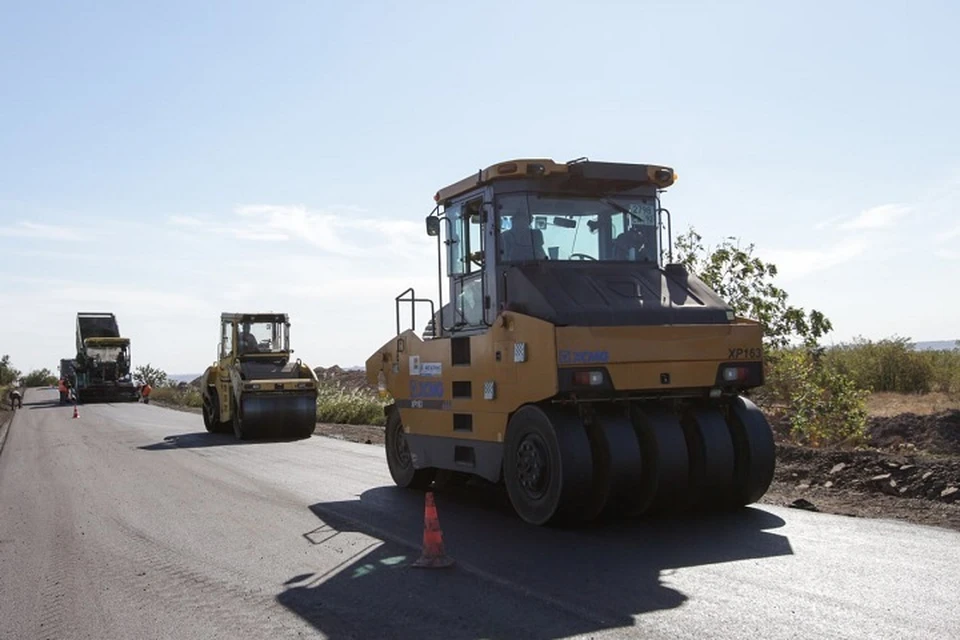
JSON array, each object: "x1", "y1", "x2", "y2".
[{"x1": 569, "y1": 253, "x2": 597, "y2": 261}]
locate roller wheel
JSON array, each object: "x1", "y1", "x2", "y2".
[
  {"x1": 202, "y1": 389, "x2": 220, "y2": 433},
  {"x1": 293, "y1": 421, "x2": 315, "y2": 440},
  {"x1": 504, "y1": 405, "x2": 593, "y2": 526},
  {"x1": 726, "y1": 396, "x2": 776, "y2": 506},
  {"x1": 629, "y1": 404, "x2": 689, "y2": 515},
  {"x1": 232, "y1": 394, "x2": 255, "y2": 440},
  {"x1": 583, "y1": 410, "x2": 644, "y2": 520},
  {"x1": 679, "y1": 406, "x2": 736, "y2": 510},
  {"x1": 385, "y1": 410, "x2": 435, "y2": 489}
]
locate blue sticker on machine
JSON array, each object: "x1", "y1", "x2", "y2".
[
  {"x1": 409, "y1": 379, "x2": 444, "y2": 399},
  {"x1": 558, "y1": 349, "x2": 610, "y2": 364}
]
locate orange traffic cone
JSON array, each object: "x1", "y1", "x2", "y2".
[
  {"x1": 72, "y1": 404, "x2": 79, "y2": 419},
  {"x1": 412, "y1": 492, "x2": 454, "y2": 569}
]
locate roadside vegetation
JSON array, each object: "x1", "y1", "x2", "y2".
[
  {"x1": 824, "y1": 336, "x2": 960, "y2": 395},
  {"x1": 316, "y1": 383, "x2": 387, "y2": 425},
  {"x1": 21, "y1": 368, "x2": 58, "y2": 387},
  {"x1": 675, "y1": 228, "x2": 957, "y2": 447},
  {"x1": 151, "y1": 385, "x2": 203, "y2": 408},
  {"x1": 1, "y1": 355, "x2": 20, "y2": 388}
]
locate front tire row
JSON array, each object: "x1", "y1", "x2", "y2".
[{"x1": 387, "y1": 396, "x2": 776, "y2": 527}]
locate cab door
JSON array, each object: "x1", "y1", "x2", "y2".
[{"x1": 445, "y1": 192, "x2": 493, "y2": 334}]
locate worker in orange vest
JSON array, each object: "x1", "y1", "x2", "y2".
[{"x1": 141, "y1": 382, "x2": 153, "y2": 404}]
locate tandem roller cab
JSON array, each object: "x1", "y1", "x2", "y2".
[
  {"x1": 201, "y1": 313, "x2": 319, "y2": 441},
  {"x1": 365, "y1": 157, "x2": 776, "y2": 526}
]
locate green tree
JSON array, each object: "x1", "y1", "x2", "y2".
[
  {"x1": 674, "y1": 228, "x2": 832, "y2": 349},
  {"x1": 134, "y1": 364, "x2": 168, "y2": 388},
  {"x1": 0, "y1": 355, "x2": 20, "y2": 386},
  {"x1": 22, "y1": 368, "x2": 58, "y2": 387}
]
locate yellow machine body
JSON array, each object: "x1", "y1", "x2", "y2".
[
  {"x1": 366, "y1": 157, "x2": 775, "y2": 525},
  {"x1": 201, "y1": 312, "x2": 318, "y2": 440}
]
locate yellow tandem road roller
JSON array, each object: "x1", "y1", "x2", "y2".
[
  {"x1": 202, "y1": 312, "x2": 318, "y2": 440},
  {"x1": 366, "y1": 157, "x2": 775, "y2": 526}
]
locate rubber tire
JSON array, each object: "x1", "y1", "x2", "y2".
[
  {"x1": 679, "y1": 406, "x2": 737, "y2": 510},
  {"x1": 628, "y1": 404, "x2": 690, "y2": 515},
  {"x1": 290, "y1": 415, "x2": 315, "y2": 440},
  {"x1": 503, "y1": 405, "x2": 593, "y2": 527},
  {"x1": 384, "y1": 409, "x2": 435, "y2": 489},
  {"x1": 726, "y1": 396, "x2": 776, "y2": 506},
  {"x1": 585, "y1": 410, "x2": 645, "y2": 520}
]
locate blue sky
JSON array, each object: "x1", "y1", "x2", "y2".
[{"x1": 2, "y1": 0, "x2": 958, "y2": 374}]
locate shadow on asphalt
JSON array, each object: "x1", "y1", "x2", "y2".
[
  {"x1": 277, "y1": 483, "x2": 793, "y2": 639},
  {"x1": 24, "y1": 400, "x2": 138, "y2": 410},
  {"x1": 24, "y1": 400, "x2": 63, "y2": 410},
  {"x1": 138, "y1": 432, "x2": 310, "y2": 450}
]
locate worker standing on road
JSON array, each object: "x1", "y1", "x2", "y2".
[
  {"x1": 9, "y1": 388, "x2": 22, "y2": 410},
  {"x1": 141, "y1": 382, "x2": 152, "y2": 404}
]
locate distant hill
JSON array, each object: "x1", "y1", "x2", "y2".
[{"x1": 913, "y1": 340, "x2": 958, "y2": 351}]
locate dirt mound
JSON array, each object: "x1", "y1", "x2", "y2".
[
  {"x1": 775, "y1": 445, "x2": 959, "y2": 503},
  {"x1": 313, "y1": 366, "x2": 374, "y2": 393},
  {"x1": 867, "y1": 410, "x2": 960, "y2": 456}
]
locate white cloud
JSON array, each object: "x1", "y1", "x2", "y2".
[
  {"x1": 814, "y1": 214, "x2": 846, "y2": 231},
  {"x1": 47, "y1": 284, "x2": 217, "y2": 317},
  {"x1": 279, "y1": 275, "x2": 435, "y2": 300},
  {"x1": 838, "y1": 204, "x2": 910, "y2": 230},
  {"x1": 169, "y1": 215, "x2": 203, "y2": 227},
  {"x1": 161, "y1": 204, "x2": 431, "y2": 260},
  {"x1": 0, "y1": 202, "x2": 436, "y2": 371},
  {"x1": 233, "y1": 203, "x2": 430, "y2": 258},
  {"x1": 0, "y1": 221, "x2": 88, "y2": 240},
  {"x1": 936, "y1": 224, "x2": 960, "y2": 244},
  {"x1": 227, "y1": 227, "x2": 290, "y2": 242},
  {"x1": 763, "y1": 238, "x2": 869, "y2": 279},
  {"x1": 935, "y1": 248, "x2": 960, "y2": 260}
]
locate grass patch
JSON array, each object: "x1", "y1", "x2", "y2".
[
  {"x1": 316, "y1": 382, "x2": 388, "y2": 426},
  {"x1": 866, "y1": 392, "x2": 960, "y2": 418},
  {"x1": 152, "y1": 386, "x2": 203, "y2": 408},
  {"x1": 824, "y1": 337, "x2": 960, "y2": 394},
  {"x1": 0, "y1": 385, "x2": 10, "y2": 414}
]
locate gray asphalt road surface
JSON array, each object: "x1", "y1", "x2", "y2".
[{"x1": 1, "y1": 388, "x2": 958, "y2": 639}]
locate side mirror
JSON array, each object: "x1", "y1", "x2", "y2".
[{"x1": 426, "y1": 216, "x2": 440, "y2": 237}]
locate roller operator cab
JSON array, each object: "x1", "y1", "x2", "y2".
[
  {"x1": 365, "y1": 158, "x2": 776, "y2": 526},
  {"x1": 201, "y1": 313, "x2": 319, "y2": 440}
]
